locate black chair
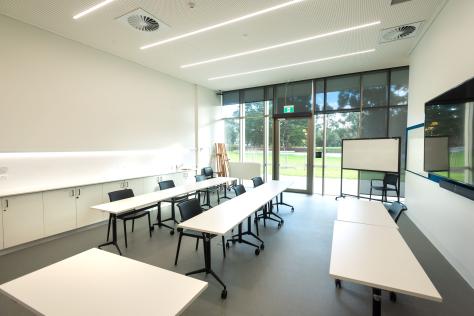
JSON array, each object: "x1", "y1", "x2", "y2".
[
  {"x1": 369, "y1": 173, "x2": 399, "y2": 202},
  {"x1": 201, "y1": 167, "x2": 215, "y2": 179},
  {"x1": 226, "y1": 184, "x2": 264, "y2": 255},
  {"x1": 106, "y1": 189, "x2": 152, "y2": 248},
  {"x1": 252, "y1": 176, "x2": 284, "y2": 228},
  {"x1": 386, "y1": 201, "x2": 407, "y2": 223},
  {"x1": 195, "y1": 174, "x2": 220, "y2": 208},
  {"x1": 152, "y1": 180, "x2": 187, "y2": 234},
  {"x1": 174, "y1": 198, "x2": 226, "y2": 265}
]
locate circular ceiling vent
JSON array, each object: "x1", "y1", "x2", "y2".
[
  {"x1": 379, "y1": 21, "x2": 423, "y2": 43},
  {"x1": 127, "y1": 14, "x2": 160, "y2": 32}
]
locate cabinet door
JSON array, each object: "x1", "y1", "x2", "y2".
[
  {"x1": 43, "y1": 189, "x2": 77, "y2": 237},
  {"x1": 123, "y1": 178, "x2": 144, "y2": 196},
  {"x1": 102, "y1": 181, "x2": 126, "y2": 203},
  {"x1": 143, "y1": 176, "x2": 160, "y2": 193},
  {"x1": 0, "y1": 200, "x2": 4, "y2": 249},
  {"x1": 3, "y1": 193, "x2": 44, "y2": 248},
  {"x1": 76, "y1": 184, "x2": 107, "y2": 227},
  {"x1": 169, "y1": 173, "x2": 185, "y2": 186}
]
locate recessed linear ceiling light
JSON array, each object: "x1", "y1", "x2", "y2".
[
  {"x1": 208, "y1": 49, "x2": 375, "y2": 81},
  {"x1": 182, "y1": 21, "x2": 380, "y2": 68},
  {"x1": 73, "y1": 0, "x2": 117, "y2": 20},
  {"x1": 140, "y1": 0, "x2": 305, "y2": 50}
]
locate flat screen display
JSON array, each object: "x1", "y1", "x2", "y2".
[{"x1": 424, "y1": 77, "x2": 474, "y2": 188}]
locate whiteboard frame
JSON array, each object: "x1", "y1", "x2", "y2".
[{"x1": 339, "y1": 137, "x2": 401, "y2": 201}]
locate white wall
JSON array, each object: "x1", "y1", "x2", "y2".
[
  {"x1": 0, "y1": 14, "x2": 220, "y2": 194},
  {"x1": 407, "y1": 0, "x2": 474, "y2": 288}
]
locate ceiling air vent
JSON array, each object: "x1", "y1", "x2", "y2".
[
  {"x1": 379, "y1": 21, "x2": 423, "y2": 43},
  {"x1": 116, "y1": 8, "x2": 169, "y2": 32}
]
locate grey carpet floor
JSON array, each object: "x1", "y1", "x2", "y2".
[{"x1": 0, "y1": 193, "x2": 473, "y2": 316}]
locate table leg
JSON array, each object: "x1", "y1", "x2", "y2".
[
  {"x1": 372, "y1": 288, "x2": 382, "y2": 316},
  {"x1": 98, "y1": 214, "x2": 122, "y2": 256},
  {"x1": 152, "y1": 202, "x2": 175, "y2": 235},
  {"x1": 185, "y1": 234, "x2": 228, "y2": 299},
  {"x1": 220, "y1": 183, "x2": 231, "y2": 200},
  {"x1": 226, "y1": 216, "x2": 264, "y2": 255}
]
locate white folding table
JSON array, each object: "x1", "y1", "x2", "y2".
[
  {"x1": 0, "y1": 248, "x2": 207, "y2": 316},
  {"x1": 91, "y1": 177, "x2": 236, "y2": 255},
  {"x1": 337, "y1": 199, "x2": 398, "y2": 229},
  {"x1": 330, "y1": 220, "x2": 442, "y2": 316},
  {"x1": 178, "y1": 180, "x2": 291, "y2": 299}
]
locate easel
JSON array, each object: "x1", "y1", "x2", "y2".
[{"x1": 215, "y1": 143, "x2": 234, "y2": 198}]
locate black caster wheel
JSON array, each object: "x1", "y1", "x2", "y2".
[
  {"x1": 281, "y1": 219, "x2": 285, "y2": 224},
  {"x1": 232, "y1": 240, "x2": 236, "y2": 245},
  {"x1": 170, "y1": 230, "x2": 175, "y2": 236},
  {"x1": 150, "y1": 226, "x2": 155, "y2": 231},
  {"x1": 278, "y1": 223, "x2": 282, "y2": 229},
  {"x1": 260, "y1": 244, "x2": 265, "y2": 250},
  {"x1": 335, "y1": 279, "x2": 342, "y2": 288},
  {"x1": 389, "y1": 292, "x2": 397, "y2": 302},
  {"x1": 226, "y1": 242, "x2": 230, "y2": 249},
  {"x1": 291, "y1": 207, "x2": 295, "y2": 212},
  {"x1": 255, "y1": 248, "x2": 260, "y2": 256},
  {"x1": 221, "y1": 289, "x2": 228, "y2": 299}
]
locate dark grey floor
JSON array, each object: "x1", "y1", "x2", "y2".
[{"x1": 0, "y1": 193, "x2": 473, "y2": 316}]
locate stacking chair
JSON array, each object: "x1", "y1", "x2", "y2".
[
  {"x1": 201, "y1": 167, "x2": 215, "y2": 179},
  {"x1": 106, "y1": 189, "x2": 152, "y2": 248},
  {"x1": 386, "y1": 201, "x2": 407, "y2": 223},
  {"x1": 174, "y1": 198, "x2": 226, "y2": 265},
  {"x1": 226, "y1": 184, "x2": 264, "y2": 255},
  {"x1": 152, "y1": 180, "x2": 187, "y2": 235},
  {"x1": 369, "y1": 173, "x2": 399, "y2": 202},
  {"x1": 252, "y1": 176, "x2": 284, "y2": 228},
  {"x1": 195, "y1": 174, "x2": 220, "y2": 208}
]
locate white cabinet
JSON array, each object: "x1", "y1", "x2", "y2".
[
  {"x1": 43, "y1": 189, "x2": 77, "y2": 237},
  {"x1": 0, "y1": 201, "x2": 3, "y2": 249},
  {"x1": 144, "y1": 176, "x2": 160, "y2": 193},
  {"x1": 76, "y1": 184, "x2": 106, "y2": 227},
  {"x1": 124, "y1": 178, "x2": 144, "y2": 195},
  {"x1": 2, "y1": 193, "x2": 44, "y2": 248}
]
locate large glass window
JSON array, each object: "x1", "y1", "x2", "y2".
[
  {"x1": 244, "y1": 102, "x2": 265, "y2": 174},
  {"x1": 362, "y1": 72, "x2": 388, "y2": 108},
  {"x1": 326, "y1": 75, "x2": 360, "y2": 111},
  {"x1": 275, "y1": 81, "x2": 312, "y2": 115},
  {"x1": 390, "y1": 68, "x2": 409, "y2": 106}
]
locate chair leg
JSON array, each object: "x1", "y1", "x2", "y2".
[
  {"x1": 123, "y1": 220, "x2": 128, "y2": 248},
  {"x1": 106, "y1": 214, "x2": 112, "y2": 241},
  {"x1": 195, "y1": 238, "x2": 199, "y2": 251},
  {"x1": 222, "y1": 236, "x2": 226, "y2": 258},
  {"x1": 255, "y1": 212, "x2": 260, "y2": 236},
  {"x1": 147, "y1": 213, "x2": 152, "y2": 238},
  {"x1": 132, "y1": 219, "x2": 135, "y2": 232},
  {"x1": 174, "y1": 232, "x2": 183, "y2": 266}
]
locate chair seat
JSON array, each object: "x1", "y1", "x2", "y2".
[
  {"x1": 372, "y1": 185, "x2": 397, "y2": 191},
  {"x1": 118, "y1": 209, "x2": 150, "y2": 221}
]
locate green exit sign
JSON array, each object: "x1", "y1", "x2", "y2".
[{"x1": 283, "y1": 105, "x2": 294, "y2": 113}]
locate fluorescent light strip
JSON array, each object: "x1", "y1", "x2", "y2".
[
  {"x1": 182, "y1": 21, "x2": 380, "y2": 68},
  {"x1": 208, "y1": 49, "x2": 376, "y2": 81},
  {"x1": 73, "y1": 0, "x2": 117, "y2": 20},
  {"x1": 140, "y1": 0, "x2": 305, "y2": 50}
]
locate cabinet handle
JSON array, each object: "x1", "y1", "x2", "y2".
[
  {"x1": 126, "y1": 181, "x2": 129, "y2": 188},
  {"x1": 4, "y1": 199, "x2": 8, "y2": 210},
  {"x1": 71, "y1": 189, "x2": 75, "y2": 197}
]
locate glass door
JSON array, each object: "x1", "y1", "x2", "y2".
[{"x1": 274, "y1": 117, "x2": 313, "y2": 193}]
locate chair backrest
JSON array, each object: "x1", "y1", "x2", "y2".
[
  {"x1": 159, "y1": 180, "x2": 175, "y2": 190},
  {"x1": 383, "y1": 173, "x2": 398, "y2": 187},
  {"x1": 388, "y1": 201, "x2": 407, "y2": 223},
  {"x1": 108, "y1": 189, "x2": 134, "y2": 202},
  {"x1": 201, "y1": 167, "x2": 214, "y2": 179},
  {"x1": 233, "y1": 184, "x2": 246, "y2": 196},
  {"x1": 252, "y1": 176, "x2": 264, "y2": 188},
  {"x1": 177, "y1": 198, "x2": 203, "y2": 222},
  {"x1": 195, "y1": 175, "x2": 207, "y2": 182}
]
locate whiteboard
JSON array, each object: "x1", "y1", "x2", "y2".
[
  {"x1": 342, "y1": 138, "x2": 400, "y2": 173},
  {"x1": 228, "y1": 162, "x2": 261, "y2": 180},
  {"x1": 0, "y1": 145, "x2": 194, "y2": 197}
]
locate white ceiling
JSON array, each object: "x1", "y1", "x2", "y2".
[{"x1": 0, "y1": 0, "x2": 444, "y2": 91}]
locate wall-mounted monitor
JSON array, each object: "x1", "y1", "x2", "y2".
[{"x1": 424, "y1": 77, "x2": 474, "y2": 189}]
